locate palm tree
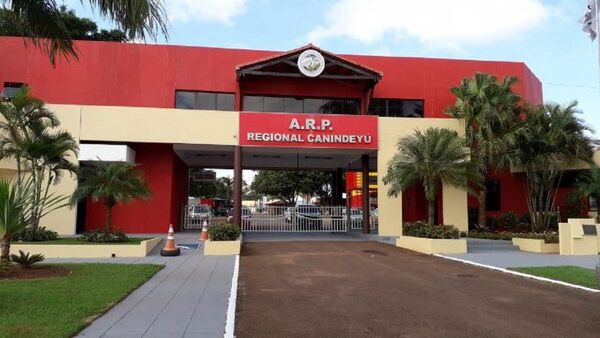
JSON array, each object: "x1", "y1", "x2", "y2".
[
  {"x1": 0, "y1": 87, "x2": 77, "y2": 230},
  {"x1": 577, "y1": 166, "x2": 600, "y2": 223},
  {"x1": 514, "y1": 102, "x2": 595, "y2": 231},
  {"x1": 0, "y1": 86, "x2": 59, "y2": 188},
  {"x1": 1, "y1": 0, "x2": 168, "y2": 63},
  {"x1": 447, "y1": 72, "x2": 522, "y2": 229},
  {"x1": 0, "y1": 178, "x2": 33, "y2": 262},
  {"x1": 383, "y1": 127, "x2": 482, "y2": 225},
  {"x1": 71, "y1": 161, "x2": 151, "y2": 239},
  {"x1": 22, "y1": 127, "x2": 78, "y2": 228}
]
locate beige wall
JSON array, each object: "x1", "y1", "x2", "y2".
[
  {"x1": 377, "y1": 117, "x2": 467, "y2": 236},
  {"x1": 77, "y1": 105, "x2": 239, "y2": 145},
  {"x1": 43, "y1": 105, "x2": 239, "y2": 234},
  {"x1": 2, "y1": 104, "x2": 469, "y2": 236}
]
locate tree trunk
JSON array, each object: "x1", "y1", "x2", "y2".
[
  {"x1": 0, "y1": 235, "x2": 11, "y2": 263},
  {"x1": 104, "y1": 197, "x2": 115, "y2": 240},
  {"x1": 478, "y1": 189, "x2": 487, "y2": 229},
  {"x1": 427, "y1": 199, "x2": 436, "y2": 225}
]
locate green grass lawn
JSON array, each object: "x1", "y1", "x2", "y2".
[
  {"x1": 0, "y1": 264, "x2": 163, "y2": 338},
  {"x1": 510, "y1": 266, "x2": 599, "y2": 289},
  {"x1": 17, "y1": 237, "x2": 151, "y2": 245}
]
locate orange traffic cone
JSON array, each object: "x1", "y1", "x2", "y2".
[
  {"x1": 160, "y1": 224, "x2": 181, "y2": 256},
  {"x1": 199, "y1": 221, "x2": 209, "y2": 241}
]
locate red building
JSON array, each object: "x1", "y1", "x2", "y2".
[{"x1": 0, "y1": 36, "x2": 566, "y2": 235}]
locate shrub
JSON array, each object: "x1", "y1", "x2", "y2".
[
  {"x1": 14, "y1": 226, "x2": 59, "y2": 242},
  {"x1": 497, "y1": 212, "x2": 520, "y2": 231},
  {"x1": 519, "y1": 213, "x2": 531, "y2": 225},
  {"x1": 486, "y1": 216, "x2": 498, "y2": 231},
  {"x1": 547, "y1": 213, "x2": 559, "y2": 230},
  {"x1": 467, "y1": 231, "x2": 513, "y2": 241},
  {"x1": 0, "y1": 260, "x2": 8, "y2": 273},
  {"x1": 10, "y1": 250, "x2": 45, "y2": 268},
  {"x1": 562, "y1": 191, "x2": 585, "y2": 221},
  {"x1": 402, "y1": 222, "x2": 460, "y2": 239},
  {"x1": 513, "y1": 232, "x2": 559, "y2": 243},
  {"x1": 208, "y1": 223, "x2": 241, "y2": 241},
  {"x1": 79, "y1": 229, "x2": 128, "y2": 243}
]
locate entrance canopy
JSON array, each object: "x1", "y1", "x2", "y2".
[{"x1": 173, "y1": 144, "x2": 376, "y2": 171}]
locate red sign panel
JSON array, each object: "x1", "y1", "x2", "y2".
[{"x1": 239, "y1": 112, "x2": 378, "y2": 149}]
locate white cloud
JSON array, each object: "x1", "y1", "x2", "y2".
[
  {"x1": 167, "y1": 0, "x2": 247, "y2": 25},
  {"x1": 307, "y1": 0, "x2": 550, "y2": 49}
]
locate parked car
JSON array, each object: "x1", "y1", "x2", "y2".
[
  {"x1": 189, "y1": 205, "x2": 211, "y2": 219},
  {"x1": 213, "y1": 198, "x2": 232, "y2": 217},
  {"x1": 294, "y1": 204, "x2": 322, "y2": 230}
]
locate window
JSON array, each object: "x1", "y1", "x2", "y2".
[
  {"x1": 589, "y1": 196, "x2": 598, "y2": 211},
  {"x1": 242, "y1": 95, "x2": 360, "y2": 114},
  {"x1": 485, "y1": 180, "x2": 501, "y2": 211},
  {"x1": 175, "y1": 91, "x2": 235, "y2": 111},
  {"x1": 1, "y1": 82, "x2": 26, "y2": 101},
  {"x1": 368, "y1": 99, "x2": 424, "y2": 117}
]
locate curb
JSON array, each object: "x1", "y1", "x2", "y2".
[
  {"x1": 434, "y1": 254, "x2": 600, "y2": 294},
  {"x1": 224, "y1": 255, "x2": 240, "y2": 338}
]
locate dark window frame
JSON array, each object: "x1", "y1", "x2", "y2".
[
  {"x1": 174, "y1": 90, "x2": 235, "y2": 111},
  {"x1": 485, "y1": 179, "x2": 501, "y2": 212},
  {"x1": 242, "y1": 94, "x2": 361, "y2": 115},
  {"x1": 368, "y1": 98, "x2": 424, "y2": 118},
  {"x1": 1, "y1": 82, "x2": 27, "y2": 101}
]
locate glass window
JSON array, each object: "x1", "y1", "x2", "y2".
[
  {"x1": 242, "y1": 95, "x2": 360, "y2": 114},
  {"x1": 387, "y1": 100, "x2": 404, "y2": 117},
  {"x1": 320, "y1": 99, "x2": 360, "y2": 115},
  {"x1": 369, "y1": 99, "x2": 424, "y2": 118},
  {"x1": 589, "y1": 196, "x2": 598, "y2": 211},
  {"x1": 369, "y1": 99, "x2": 387, "y2": 116},
  {"x1": 1, "y1": 82, "x2": 26, "y2": 101},
  {"x1": 175, "y1": 90, "x2": 235, "y2": 111},
  {"x1": 264, "y1": 96, "x2": 284, "y2": 112},
  {"x1": 243, "y1": 96, "x2": 263, "y2": 111},
  {"x1": 217, "y1": 93, "x2": 235, "y2": 111},
  {"x1": 304, "y1": 98, "x2": 323, "y2": 113},
  {"x1": 284, "y1": 97, "x2": 304, "y2": 113},
  {"x1": 175, "y1": 91, "x2": 195, "y2": 109},
  {"x1": 404, "y1": 100, "x2": 424, "y2": 117},
  {"x1": 196, "y1": 92, "x2": 216, "y2": 110},
  {"x1": 485, "y1": 180, "x2": 501, "y2": 212}
]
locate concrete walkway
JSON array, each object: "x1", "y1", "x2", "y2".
[
  {"x1": 46, "y1": 233, "x2": 235, "y2": 338},
  {"x1": 446, "y1": 239, "x2": 600, "y2": 269}
]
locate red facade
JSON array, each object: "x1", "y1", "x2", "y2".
[{"x1": 0, "y1": 37, "x2": 547, "y2": 232}]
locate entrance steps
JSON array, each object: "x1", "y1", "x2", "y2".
[{"x1": 466, "y1": 238, "x2": 517, "y2": 252}]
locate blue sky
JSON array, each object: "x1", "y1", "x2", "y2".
[
  {"x1": 64, "y1": 0, "x2": 600, "y2": 179},
  {"x1": 64, "y1": 0, "x2": 600, "y2": 129}
]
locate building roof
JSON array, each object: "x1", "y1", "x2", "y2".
[{"x1": 236, "y1": 43, "x2": 382, "y2": 83}]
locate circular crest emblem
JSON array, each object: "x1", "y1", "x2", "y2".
[{"x1": 297, "y1": 49, "x2": 325, "y2": 77}]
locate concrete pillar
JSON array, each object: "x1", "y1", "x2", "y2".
[
  {"x1": 336, "y1": 168, "x2": 345, "y2": 206},
  {"x1": 361, "y1": 154, "x2": 370, "y2": 234},
  {"x1": 442, "y1": 183, "x2": 468, "y2": 232},
  {"x1": 233, "y1": 146, "x2": 242, "y2": 227}
]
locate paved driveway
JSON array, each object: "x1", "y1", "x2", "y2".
[{"x1": 236, "y1": 241, "x2": 600, "y2": 337}]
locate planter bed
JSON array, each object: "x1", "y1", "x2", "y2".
[
  {"x1": 512, "y1": 237, "x2": 559, "y2": 254},
  {"x1": 10, "y1": 237, "x2": 162, "y2": 258},
  {"x1": 396, "y1": 236, "x2": 467, "y2": 255},
  {"x1": 204, "y1": 235, "x2": 242, "y2": 256}
]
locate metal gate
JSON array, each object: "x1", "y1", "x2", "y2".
[
  {"x1": 181, "y1": 204, "x2": 212, "y2": 230},
  {"x1": 181, "y1": 204, "x2": 377, "y2": 232},
  {"x1": 241, "y1": 206, "x2": 378, "y2": 232}
]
